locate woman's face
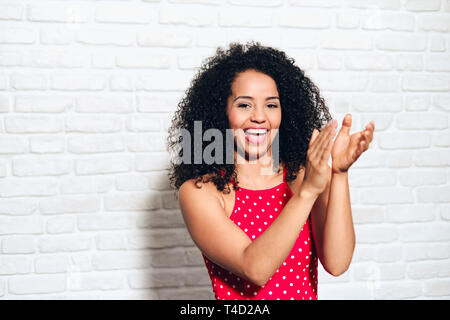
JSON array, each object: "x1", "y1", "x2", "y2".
[{"x1": 226, "y1": 69, "x2": 282, "y2": 161}]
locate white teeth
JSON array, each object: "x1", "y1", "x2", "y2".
[{"x1": 245, "y1": 128, "x2": 267, "y2": 135}]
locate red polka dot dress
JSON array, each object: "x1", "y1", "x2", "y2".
[{"x1": 202, "y1": 168, "x2": 318, "y2": 300}]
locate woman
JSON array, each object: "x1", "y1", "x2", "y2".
[{"x1": 167, "y1": 41, "x2": 375, "y2": 300}]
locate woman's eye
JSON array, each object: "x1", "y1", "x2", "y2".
[
  {"x1": 267, "y1": 104, "x2": 278, "y2": 108},
  {"x1": 238, "y1": 104, "x2": 250, "y2": 108}
]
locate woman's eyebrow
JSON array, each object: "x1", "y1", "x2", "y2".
[{"x1": 233, "y1": 96, "x2": 280, "y2": 102}]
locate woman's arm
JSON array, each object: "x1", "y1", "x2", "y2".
[
  {"x1": 179, "y1": 180, "x2": 318, "y2": 287},
  {"x1": 311, "y1": 170, "x2": 355, "y2": 276}
]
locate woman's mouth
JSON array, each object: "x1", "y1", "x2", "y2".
[{"x1": 244, "y1": 128, "x2": 268, "y2": 145}]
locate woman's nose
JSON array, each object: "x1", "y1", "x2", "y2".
[{"x1": 250, "y1": 106, "x2": 266, "y2": 123}]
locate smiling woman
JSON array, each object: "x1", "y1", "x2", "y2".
[{"x1": 166, "y1": 41, "x2": 374, "y2": 300}]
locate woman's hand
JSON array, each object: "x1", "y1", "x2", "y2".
[
  {"x1": 331, "y1": 114, "x2": 375, "y2": 174},
  {"x1": 300, "y1": 119, "x2": 337, "y2": 197}
]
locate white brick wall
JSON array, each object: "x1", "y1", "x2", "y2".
[{"x1": 0, "y1": 0, "x2": 449, "y2": 300}]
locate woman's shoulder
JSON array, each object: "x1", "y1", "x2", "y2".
[{"x1": 179, "y1": 174, "x2": 226, "y2": 209}]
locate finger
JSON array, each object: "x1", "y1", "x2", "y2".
[
  {"x1": 315, "y1": 121, "x2": 337, "y2": 161},
  {"x1": 339, "y1": 114, "x2": 352, "y2": 136},
  {"x1": 310, "y1": 120, "x2": 335, "y2": 154},
  {"x1": 321, "y1": 130, "x2": 335, "y2": 164},
  {"x1": 309, "y1": 128, "x2": 319, "y2": 147}
]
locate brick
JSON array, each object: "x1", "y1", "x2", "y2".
[
  {"x1": 402, "y1": 74, "x2": 450, "y2": 92},
  {"x1": 161, "y1": 6, "x2": 215, "y2": 27},
  {"x1": 128, "y1": 269, "x2": 185, "y2": 289},
  {"x1": 433, "y1": 130, "x2": 450, "y2": 147},
  {"x1": 5, "y1": 115, "x2": 62, "y2": 133},
  {"x1": 369, "y1": 74, "x2": 400, "y2": 92},
  {"x1": 414, "y1": 150, "x2": 450, "y2": 166},
  {"x1": 351, "y1": 94, "x2": 402, "y2": 112},
  {"x1": 39, "y1": 235, "x2": 92, "y2": 253},
  {"x1": 104, "y1": 191, "x2": 161, "y2": 211},
  {"x1": 419, "y1": 15, "x2": 450, "y2": 32},
  {"x1": 404, "y1": 0, "x2": 441, "y2": 11},
  {"x1": 9, "y1": 275, "x2": 66, "y2": 295},
  {"x1": 135, "y1": 153, "x2": 170, "y2": 171},
  {"x1": 75, "y1": 156, "x2": 130, "y2": 175},
  {"x1": 430, "y1": 36, "x2": 446, "y2": 52},
  {"x1": 313, "y1": 71, "x2": 368, "y2": 92},
  {"x1": 317, "y1": 282, "x2": 372, "y2": 300},
  {"x1": 373, "y1": 282, "x2": 422, "y2": 299},
  {"x1": 345, "y1": 53, "x2": 393, "y2": 71},
  {"x1": 137, "y1": 29, "x2": 194, "y2": 47},
  {"x1": 66, "y1": 115, "x2": 122, "y2": 133},
  {"x1": 78, "y1": 213, "x2": 135, "y2": 231},
  {"x1": 355, "y1": 225, "x2": 399, "y2": 243},
  {"x1": 441, "y1": 204, "x2": 450, "y2": 220},
  {"x1": 352, "y1": 206, "x2": 385, "y2": 224},
  {"x1": 349, "y1": 170, "x2": 396, "y2": 187},
  {"x1": 126, "y1": 115, "x2": 161, "y2": 132},
  {"x1": 408, "y1": 261, "x2": 450, "y2": 279},
  {"x1": 321, "y1": 31, "x2": 372, "y2": 50},
  {"x1": 424, "y1": 279, "x2": 450, "y2": 297},
  {"x1": 346, "y1": 0, "x2": 401, "y2": 10},
  {"x1": 404, "y1": 95, "x2": 430, "y2": 111},
  {"x1": 426, "y1": 54, "x2": 450, "y2": 71},
  {"x1": 337, "y1": 11, "x2": 360, "y2": 29},
  {"x1": 10, "y1": 73, "x2": 48, "y2": 90},
  {"x1": 92, "y1": 252, "x2": 152, "y2": 270},
  {"x1": 0, "y1": 256, "x2": 32, "y2": 275},
  {"x1": 0, "y1": 3, "x2": 24, "y2": 20},
  {"x1": 68, "y1": 135, "x2": 125, "y2": 153},
  {"x1": 0, "y1": 135, "x2": 28, "y2": 154},
  {"x1": 128, "y1": 229, "x2": 186, "y2": 249},
  {"x1": 378, "y1": 132, "x2": 431, "y2": 149},
  {"x1": 136, "y1": 210, "x2": 185, "y2": 229},
  {"x1": 278, "y1": 9, "x2": 332, "y2": 29},
  {"x1": 29, "y1": 135, "x2": 66, "y2": 154},
  {"x1": 396, "y1": 112, "x2": 447, "y2": 130},
  {"x1": 76, "y1": 95, "x2": 133, "y2": 113},
  {"x1": 95, "y1": 3, "x2": 152, "y2": 24},
  {"x1": 0, "y1": 198, "x2": 37, "y2": 216},
  {"x1": 40, "y1": 27, "x2": 74, "y2": 45},
  {"x1": 40, "y1": 195, "x2": 100, "y2": 214},
  {"x1": 34, "y1": 255, "x2": 69, "y2": 274},
  {"x1": 398, "y1": 169, "x2": 446, "y2": 187},
  {"x1": 400, "y1": 223, "x2": 450, "y2": 242},
  {"x1": 116, "y1": 52, "x2": 171, "y2": 69},
  {"x1": 60, "y1": 176, "x2": 114, "y2": 194},
  {"x1": 68, "y1": 272, "x2": 124, "y2": 291},
  {"x1": 15, "y1": 95, "x2": 73, "y2": 113},
  {"x1": 51, "y1": 74, "x2": 106, "y2": 91},
  {"x1": 12, "y1": 157, "x2": 71, "y2": 176},
  {"x1": 46, "y1": 216, "x2": 75, "y2": 234},
  {"x1": 353, "y1": 262, "x2": 406, "y2": 281},
  {"x1": 376, "y1": 34, "x2": 427, "y2": 52},
  {"x1": 396, "y1": 54, "x2": 424, "y2": 71},
  {"x1": 229, "y1": 0, "x2": 283, "y2": 6},
  {"x1": 385, "y1": 204, "x2": 436, "y2": 223},
  {"x1": 77, "y1": 28, "x2": 134, "y2": 46},
  {"x1": 0, "y1": 178, "x2": 58, "y2": 197},
  {"x1": 0, "y1": 27, "x2": 36, "y2": 44},
  {"x1": 95, "y1": 234, "x2": 127, "y2": 250},
  {"x1": 126, "y1": 133, "x2": 167, "y2": 152},
  {"x1": 0, "y1": 216, "x2": 43, "y2": 235},
  {"x1": 1, "y1": 236, "x2": 35, "y2": 254},
  {"x1": 404, "y1": 243, "x2": 450, "y2": 261},
  {"x1": 433, "y1": 95, "x2": 450, "y2": 111},
  {"x1": 27, "y1": 4, "x2": 88, "y2": 23},
  {"x1": 416, "y1": 185, "x2": 450, "y2": 203},
  {"x1": 362, "y1": 13, "x2": 415, "y2": 31},
  {"x1": 375, "y1": 244, "x2": 403, "y2": 263}
]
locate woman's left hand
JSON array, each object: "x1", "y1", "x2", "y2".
[{"x1": 330, "y1": 114, "x2": 375, "y2": 174}]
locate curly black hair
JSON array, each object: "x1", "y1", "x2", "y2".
[{"x1": 166, "y1": 41, "x2": 333, "y2": 194}]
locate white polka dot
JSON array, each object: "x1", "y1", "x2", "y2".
[
  {"x1": 272, "y1": 195, "x2": 275, "y2": 198},
  {"x1": 283, "y1": 290, "x2": 287, "y2": 294},
  {"x1": 267, "y1": 202, "x2": 270, "y2": 205},
  {"x1": 243, "y1": 214, "x2": 247, "y2": 218},
  {"x1": 259, "y1": 196, "x2": 262, "y2": 200},
  {"x1": 283, "y1": 193, "x2": 286, "y2": 197},
  {"x1": 269, "y1": 291, "x2": 272, "y2": 295},
  {"x1": 246, "y1": 195, "x2": 249, "y2": 199}
]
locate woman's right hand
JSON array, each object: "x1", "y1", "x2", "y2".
[{"x1": 300, "y1": 119, "x2": 337, "y2": 197}]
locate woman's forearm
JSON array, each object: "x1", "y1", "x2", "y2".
[
  {"x1": 243, "y1": 188, "x2": 318, "y2": 286},
  {"x1": 321, "y1": 171, "x2": 355, "y2": 275}
]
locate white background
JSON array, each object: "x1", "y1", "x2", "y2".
[{"x1": 0, "y1": 0, "x2": 449, "y2": 299}]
